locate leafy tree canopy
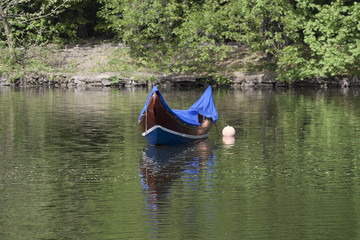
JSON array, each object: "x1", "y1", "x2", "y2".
[{"x1": 1, "y1": 0, "x2": 359, "y2": 82}]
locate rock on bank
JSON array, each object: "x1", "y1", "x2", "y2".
[{"x1": 1, "y1": 72, "x2": 360, "y2": 88}]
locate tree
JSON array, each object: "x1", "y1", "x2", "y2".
[
  {"x1": 98, "y1": 0, "x2": 184, "y2": 54},
  {"x1": 277, "y1": 0, "x2": 360, "y2": 81},
  {"x1": 97, "y1": 0, "x2": 231, "y2": 72},
  {"x1": 0, "y1": 3, "x2": 12, "y2": 48},
  {"x1": 0, "y1": 0, "x2": 70, "y2": 54}
]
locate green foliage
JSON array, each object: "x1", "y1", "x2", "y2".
[
  {"x1": 98, "y1": 0, "x2": 182, "y2": 54},
  {"x1": 1, "y1": 0, "x2": 360, "y2": 83},
  {"x1": 108, "y1": 76, "x2": 121, "y2": 84},
  {"x1": 276, "y1": 0, "x2": 360, "y2": 81},
  {"x1": 225, "y1": 0, "x2": 300, "y2": 54},
  {"x1": 174, "y1": 0, "x2": 230, "y2": 60},
  {"x1": 0, "y1": 0, "x2": 73, "y2": 47},
  {"x1": 0, "y1": 47, "x2": 26, "y2": 76},
  {"x1": 0, "y1": 0, "x2": 104, "y2": 49},
  {"x1": 97, "y1": 0, "x2": 232, "y2": 74},
  {"x1": 304, "y1": 1, "x2": 360, "y2": 75},
  {"x1": 212, "y1": 73, "x2": 232, "y2": 85},
  {"x1": 0, "y1": 45, "x2": 72, "y2": 80},
  {"x1": 276, "y1": 45, "x2": 314, "y2": 81}
]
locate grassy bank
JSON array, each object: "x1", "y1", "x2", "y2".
[{"x1": 0, "y1": 43, "x2": 275, "y2": 84}]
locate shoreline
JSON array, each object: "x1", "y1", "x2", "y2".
[
  {"x1": 1, "y1": 72, "x2": 359, "y2": 89},
  {"x1": 1, "y1": 44, "x2": 359, "y2": 89}
]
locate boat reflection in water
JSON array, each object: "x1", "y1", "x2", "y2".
[{"x1": 139, "y1": 139, "x2": 216, "y2": 235}]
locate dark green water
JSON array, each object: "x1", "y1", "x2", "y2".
[{"x1": 1, "y1": 87, "x2": 360, "y2": 239}]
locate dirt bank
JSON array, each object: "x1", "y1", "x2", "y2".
[{"x1": 1, "y1": 43, "x2": 359, "y2": 89}]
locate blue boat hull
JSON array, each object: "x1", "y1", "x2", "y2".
[{"x1": 143, "y1": 125, "x2": 209, "y2": 145}]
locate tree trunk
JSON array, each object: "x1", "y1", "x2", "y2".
[{"x1": 0, "y1": 5, "x2": 13, "y2": 50}]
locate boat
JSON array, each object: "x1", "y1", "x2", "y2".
[{"x1": 138, "y1": 86, "x2": 218, "y2": 145}]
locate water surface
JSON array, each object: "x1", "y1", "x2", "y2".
[{"x1": 1, "y1": 87, "x2": 360, "y2": 239}]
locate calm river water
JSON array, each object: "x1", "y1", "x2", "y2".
[{"x1": 1, "y1": 86, "x2": 360, "y2": 239}]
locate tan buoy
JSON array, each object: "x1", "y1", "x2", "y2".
[
  {"x1": 222, "y1": 125, "x2": 235, "y2": 147},
  {"x1": 222, "y1": 125, "x2": 235, "y2": 137}
]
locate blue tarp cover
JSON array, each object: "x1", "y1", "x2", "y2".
[{"x1": 138, "y1": 86, "x2": 218, "y2": 126}]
